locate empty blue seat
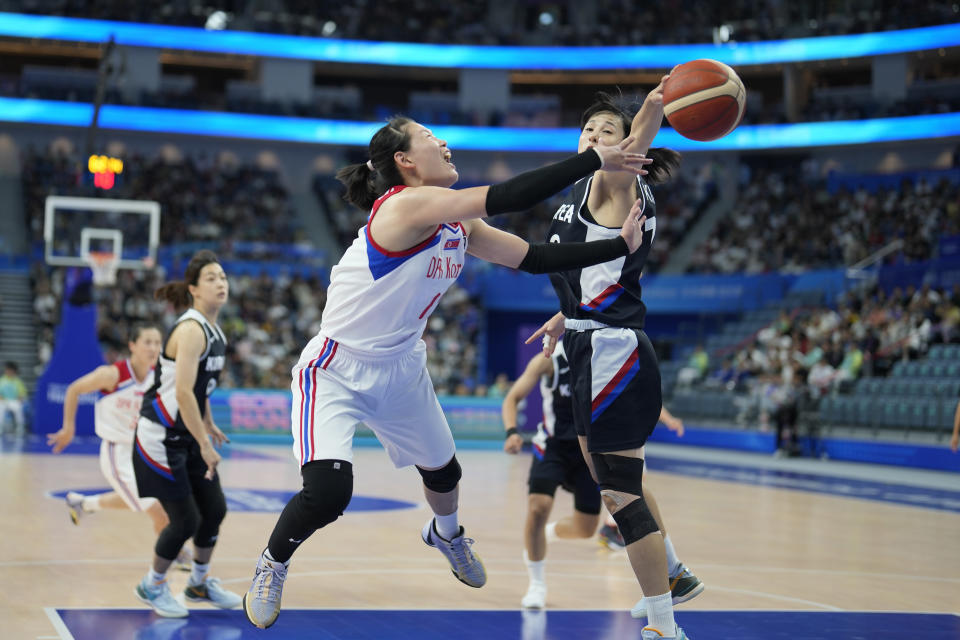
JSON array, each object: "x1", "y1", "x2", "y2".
[
  {"x1": 939, "y1": 399, "x2": 958, "y2": 432},
  {"x1": 819, "y1": 397, "x2": 838, "y2": 424},
  {"x1": 927, "y1": 345, "x2": 946, "y2": 360},
  {"x1": 853, "y1": 398, "x2": 872, "y2": 426}
]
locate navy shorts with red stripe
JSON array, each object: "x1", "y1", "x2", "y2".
[
  {"x1": 132, "y1": 430, "x2": 221, "y2": 502},
  {"x1": 564, "y1": 327, "x2": 662, "y2": 453}
]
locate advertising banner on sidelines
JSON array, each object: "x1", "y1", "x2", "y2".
[{"x1": 211, "y1": 390, "x2": 504, "y2": 439}]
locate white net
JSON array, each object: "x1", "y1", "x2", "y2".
[{"x1": 88, "y1": 251, "x2": 119, "y2": 286}]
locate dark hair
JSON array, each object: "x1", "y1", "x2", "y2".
[
  {"x1": 4, "y1": 361, "x2": 17, "y2": 373},
  {"x1": 129, "y1": 322, "x2": 161, "y2": 343},
  {"x1": 154, "y1": 249, "x2": 220, "y2": 309},
  {"x1": 335, "y1": 116, "x2": 413, "y2": 210},
  {"x1": 581, "y1": 91, "x2": 681, "y2": 186}
]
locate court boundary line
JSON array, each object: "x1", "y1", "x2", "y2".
[
  {"x1": 42, "y1": 607, "x2": 74, "y2": 640},
  {"x1": 43, "y1": 606, "x2": 960, "y2": 615}
]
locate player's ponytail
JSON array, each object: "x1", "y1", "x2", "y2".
[
  {"x1": 336, "y1": 115, "x2": 412, "y2": 210},
  {"x1": 154, "y1": 249, "x2": 220, "y2": 309},
  {"x1": 644, "y1": 147, "x2": 681, "y2": 185}
]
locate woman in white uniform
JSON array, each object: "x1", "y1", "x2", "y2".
[
  {"x1": 48, "y1": 324, "x2": 168, "y2": 532},
  {"x1": 243, "y1": 116, "x2": 655, "y2": 629}
]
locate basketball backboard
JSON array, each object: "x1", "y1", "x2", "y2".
[{"x1": 43, "y1": 196, "x2": 160, "y2": 270}]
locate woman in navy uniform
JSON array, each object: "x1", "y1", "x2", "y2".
[
  {"x1": 529, "y1": 80, "x2": 701, "y2": 639},
  {"x1": 133, "y1": 250, "x2": 240, "y2": 618}
]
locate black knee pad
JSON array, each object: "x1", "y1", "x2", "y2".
[
  {"x1": 591, "y1": 454, "x2": 657, "y2": 545},
  {"x1": 155, "y1": 499, "x2": 201, "y2": 560},
  {"x1": 193, "y1": 491, "x2": 227, "y2": 548},
  {"x1": 417, "y1": 455, "x2": 461, "y2": 494},
  {"x1": 299, "y1": 459, "x2": 354, "y2": 530},
  {"x1": 590, "y1": 453, "x2": 644, "y2": 497},
  {"x1": 611, "y1": 496, "x2": 660, "y2": 545}
]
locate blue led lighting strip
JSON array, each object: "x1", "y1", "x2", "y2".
[
  {"x1": 0, "y1": 12, "x2": 958, "y2": 68},
  {"x1": 2, "y1": 97, "x2": 959, "y2": 151}
]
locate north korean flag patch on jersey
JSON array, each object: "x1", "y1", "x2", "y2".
[{"x1": 444, "y1": 239, "x2": 461, "y2": 250}]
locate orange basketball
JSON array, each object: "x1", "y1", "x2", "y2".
[{"x1": 663, "y1": 59, "x2": 746, "y2": 141}]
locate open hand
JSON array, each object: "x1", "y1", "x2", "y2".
[
  {"x1": 619, "y1": 199, "x2": 648, "y2": 254},
  {"x1": 592, "y1": 136, "x2": 654, "y2": 175},
  {"x1": 47, "y1": 427, "x2": 74, "y2": 454}
]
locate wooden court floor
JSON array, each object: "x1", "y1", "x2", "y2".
[{"x1": 2, "y1": 439, "x2": 958, "y2": 638}]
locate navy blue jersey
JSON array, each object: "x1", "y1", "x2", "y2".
[
  {"x1": 141, "y1": 308, "x2": 226, "y2": 433},
  {"x1": 547, "y1": 174, "x2": 656, "y2": 329},
  {"x1": 539, "y1": 341, "x2": 576, "y2": 440}
]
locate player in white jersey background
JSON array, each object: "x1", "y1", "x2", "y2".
[
  {"x1": 47, "y1": 324, "x2": 171, "y2": 534},
  {"x1": 529, "y1": 77, "x2": 700, "y2": 640},
  {"x1": 244, "y1": 115, "x2": 656, "y2": 629}
]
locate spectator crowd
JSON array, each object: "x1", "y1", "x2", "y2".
[{"x1": 687, "y1": 166, "x2": 960, "y2": 274}]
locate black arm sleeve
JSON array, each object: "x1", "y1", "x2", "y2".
[
  {"x1": 517, "y1": 237, "x2": 629, "y2": 275},
  {"x1": 485, "y1": 149, "x2": 602, "y2": 216}
]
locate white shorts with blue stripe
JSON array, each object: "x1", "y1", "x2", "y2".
[
  {"x1": 291, "y1": 334, "x2": 456, "y2": 469},
  {"x1": 99, "y1": 440, "x2": 158, "y2": 511}
]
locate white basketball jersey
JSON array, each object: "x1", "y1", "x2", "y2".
[
  {"x1": 95, "y1": 359, "x2": 153, "y2": 445},
  {"x1": 316, "y1": 186, "x2": 468, "y2": 356}
]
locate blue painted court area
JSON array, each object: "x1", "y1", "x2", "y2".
[{"x1": 51, "y1": 609, "x2": 960, "y2": 640}]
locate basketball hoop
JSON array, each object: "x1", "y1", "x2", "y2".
[{"x1": 88, "y1": 251, "x2": 119, "y2": 286}]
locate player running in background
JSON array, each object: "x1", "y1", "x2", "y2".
[{"x1": 48, "y1": 325, "x2": 166, "y2": 526}]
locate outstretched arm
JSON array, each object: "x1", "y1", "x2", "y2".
[
  {"x1": 385, "y1": 140, "x2": 651, "y2": 229},
  {"x1": 48, "y1": 364, "x2": 119, "y2": 453},
  {"x1": 465, "y1": 198, "x2": 648, "y2": 270},
  {"x1": 629, "y1": 75, "x2": 669, "y2": 155},
  {"x1": 595, "y1": 75, "x2": 670, "y2": 195}
]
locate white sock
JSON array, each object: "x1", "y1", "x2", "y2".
[
  {"x1": 523, "y1": 550, "x2": 545, "y2": 583},
  {"x1": 189, "y1": 560, "x2": 209, "y2": 586},
  {"x1": 434, "y1": 511, "x2": 460, "y2": 540},
  {"x1": 82, "y1": 495, "x2": 101, "y2": 512},
  {"x1": 664, "y1": 534, "x2": 682, "y2": 577},
  {"x1": 645, "y1": 591, "x2": 677, "y2": 637},
  {"x1": 147, "y1": 567, "x2": 166, "y2": 585},
  {"x1": 544, "y1": 521, "x2": 559, "y2": 543},
  {"x1": 263, "y1": 549, "x2": 290, "y2": 567}
]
